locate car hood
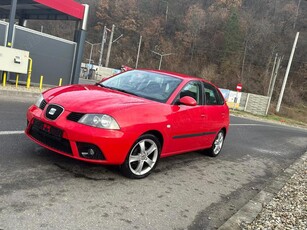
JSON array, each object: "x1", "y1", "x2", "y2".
[{"x1": 43, "y1": 85, "x2": 151, "y2": 114}]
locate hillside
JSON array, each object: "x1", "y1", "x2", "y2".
[{"x1": 28, "y1": 0, "x2": 307, "y2": 110}]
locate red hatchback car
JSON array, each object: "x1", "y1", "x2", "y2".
[{"x1": 26, "y1": 70, "x2": 229, "y2": 178}]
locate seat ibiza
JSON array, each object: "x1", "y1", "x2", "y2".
[{"x1": 26, "y1": 70, "x2": 229, "y2": 178}]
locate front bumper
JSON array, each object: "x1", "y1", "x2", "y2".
[{"x1": 25, "y1": 105, "x2": 132, "y2": 165}]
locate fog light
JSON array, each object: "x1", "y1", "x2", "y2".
[
  {"x1": 77, "y1": 142, "x2": 105, "y2": 160},
  {"x1": 81, "y1": 148, "x2": 95, "y2": 157},
  {"x1": 88, "y1": 148, "x2": 95, "y2": 156}
]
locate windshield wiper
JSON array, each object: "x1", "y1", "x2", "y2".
[
  {"x1": 95, "y1": 82, "x2": 105, "y2": 87},
  {"x1": 96, "y1": 84, "x2": 138, "y2": 96},
  {"x1": 95, "y1": 83, "x2": 117, "y2": 91},
  {"x1": 115, "y1": 88, "x2": 138, "y2": 96}
]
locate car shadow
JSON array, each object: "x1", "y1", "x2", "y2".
[{"x1": 33, "y1": 147, "x2": 216, "y2": 180}]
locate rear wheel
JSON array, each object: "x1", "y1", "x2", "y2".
[
  {"x1": 206, "y1": 130, "x2": 225, "y2": 157},
  {"x1": 120, "y1": 134, "x2": 161, "y2": 179}
]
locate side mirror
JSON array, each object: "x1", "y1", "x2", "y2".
[{"x1": 179, "y1": 96, "x2": 197, "y2": 106}]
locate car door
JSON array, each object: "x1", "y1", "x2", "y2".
[
  {"x1": 202, "y1": 82, "x2": 228, "y2": 145},
  {"x1": 164, "y1": 81, "x2": 206, "y2": 154}
]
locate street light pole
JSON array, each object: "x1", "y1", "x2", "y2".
[
  {"x1": 89, "y1": 44, "x2": 93, "y2": 65},
  {"x1": 112, "y1": 34, "x2": 123, "y2": 43},
  {"x1": 151, "y1": 51, "x2": 174, "y2": 70},
  {"x1": 85, "y1": 41, "x2": 101, "y2": 65},
  {"x1": 135, "y1": 35, "x2": 142, "y2": 68},
  {"x1": 159, "y1": 56, "x2": 163, "y2": 70}
]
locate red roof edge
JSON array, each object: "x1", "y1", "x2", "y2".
[{"x1": 34, "y1": 0, "x2": 85, "y2": 20}]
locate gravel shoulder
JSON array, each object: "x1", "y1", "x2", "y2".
[
  {"x1": 227, "y1": 111, "x2": 307, "y2": 229},
  {"x1": 243, "y1": 158, "x2": 306, "y2": 229},
  {"x1": 219, "y1": 151, "x2": 307, "y2": 230}
]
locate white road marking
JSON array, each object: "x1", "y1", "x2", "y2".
[
  {"x1": 230, "y1": 123, "x2": 307, "y2": 132},
  {"x1": 0, "y1": 131, "x2": 24, "y2": 135},
  {"x1": 230, "y1": 123, "x2": 283, "y2": 128},
  {"x1": 230, "y1": 124, "x2": 270, "y2": 126}
]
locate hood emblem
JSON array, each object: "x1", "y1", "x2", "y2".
[{"x1": 49, "y1": 108, "x2": 57, "y2": 115}]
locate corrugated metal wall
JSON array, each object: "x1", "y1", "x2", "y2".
[
  {"x1": 1, "y1": 21, "x2": 76, "y2": 86},
  {"x1": 12, "y1": 25, "x2": 76, "y2": 85},
  {"x1": 0, "y1": 21, "x2": 7, "y2": 78},
  {"x1": 0, "y1": 21, "x2": 7, "y2": 46}
]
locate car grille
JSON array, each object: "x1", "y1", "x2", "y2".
[
  {"x1": 67, "y1": 112, "x2": 85, "y2": 122},
  {"x1": 39, "y1": 99, "x2": 47, "y2": 110},
  {"x1": 29, "y1": 119, "x2": 72, "y2": 155},
  {"x1": 45, "y1": 104, "x2": 64, "y2": 120}
]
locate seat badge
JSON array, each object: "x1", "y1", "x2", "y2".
[{"x1": 49, "y1": 108, "x2": 57, "y2": 115}]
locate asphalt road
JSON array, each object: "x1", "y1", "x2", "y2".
[{"x1": 0, "y1": 95, "x2": 306, "y2": 230}]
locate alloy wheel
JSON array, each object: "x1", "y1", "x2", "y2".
[
  {"x1": 213, "y1": 131, "x2": 224, "y2": 155},
  {"x1": 128, "y1": 138, "x2": 159, "y2": 177}
]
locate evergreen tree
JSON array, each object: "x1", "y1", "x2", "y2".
[{"x1": 223, "y1": 7, "x2": 243, "y2": 60}]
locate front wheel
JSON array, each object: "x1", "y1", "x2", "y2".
[
  {"x1": 120, "y1": 134, "x2": 161, "y2": 179},
  {"x1": 206, "y1": 130, "x2": 225, "y2": 157}
]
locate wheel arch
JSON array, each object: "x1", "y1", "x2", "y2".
[
  {"x1": 142, "y1": 130, "x2": 164, "y2": 149},
  {"x1": 120, "y1": 130, "x2": 163, "y2": 179},
  {"x1": 221, "y1": 127, "x2": 227, "y2": 137}
]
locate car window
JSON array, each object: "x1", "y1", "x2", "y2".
[
  {"x1": 100, "y1": 70, "x2": 182, "y2": 103},
  {"x1": 175, "y1": 81, "x2": 202, "y2": 105},
  {"x1": 203, "y1": 83, "x2": 224, "y2": 105}
]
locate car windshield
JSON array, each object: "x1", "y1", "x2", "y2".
[{"x1": 99, "y1": 70, "x2": 182, "y2": 103}]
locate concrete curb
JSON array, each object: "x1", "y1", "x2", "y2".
[
  {"x1": 218, "y1": 150, "x2": 307, "y2": 230},
  {"x1": 0, "y1": 89, "x2": 41, "y2": 98},
  {"x1": 0, "y1": 78, "x2": 95, "y2": 98},
  {"x1": 0, "y1": 86, "x2": 43, "y2": 98}
]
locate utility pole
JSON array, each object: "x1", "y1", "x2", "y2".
[
  {"x1": 276, "y1": 32, "x2": 300, "y2": 113},
  {"x1": 98, "y1": 26, "x2": 107, "y2": 67},
  {"x1": 266, "y1": 55, "x2": 282, "y2": 115},
  {"x1": 269, "y1": 56, "x2": 282, "y2": 98},
  {"x1": 135, "y1": 35, "x2": 142, "y2": 69},
  {"x1": 105, "y1": 24, "x2": 115, "y2": 67},
  {"x1": 267, "y1": 53, "x2": 278, "y2": 96}
]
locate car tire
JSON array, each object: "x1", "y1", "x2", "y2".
[
  {"x1": 120, "y1": 134, "x2": 161, "y2": 179},
  {"x1": 206, "y1": 130, "x2": 225, "y2": 157}
]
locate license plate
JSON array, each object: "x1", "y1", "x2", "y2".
[{"x1": 32, "y1": 119, "x2": 63, "y2": 139}]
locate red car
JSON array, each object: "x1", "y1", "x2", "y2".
[{"x1": 26, "y1": 70, "x2": 229, "y2": 178}]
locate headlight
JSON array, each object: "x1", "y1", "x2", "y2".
[
  {"x1": 35, "y1": 94, "x2": 44, "y2": 108},
  {"x1": 78, "y1": 114, "x2": 120, "y2": 130}
]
